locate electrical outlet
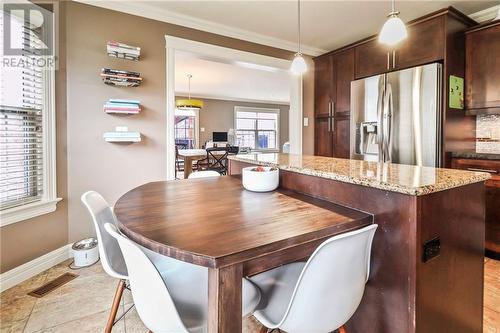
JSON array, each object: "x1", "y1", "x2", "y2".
[{"x1": 422, "y1": 237, "x2": 440, "y2": 262}]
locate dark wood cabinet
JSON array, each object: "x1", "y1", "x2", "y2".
[
  {"x1": 395, "y1": 15, "x2": 445, "y2": 70},
  {"x1": 354, "y1": 39, "x2": 390, "y2": 79},
  {"x1": 315, "y1": 7, "x2": 476, "y2": 161},
  {"x1": 332, "y1": 115, "x2": 351, "y2": 158},
  {"x1": 451, "y1": 158, "x2": 500, "y2": 258},
  {"x1": 465, "y1": 20, "x2": 500, "y2": 114},
  {"x1": 314, "y1": 55, "x2": 333, "y2": 117},
  {"x1": 355, "y1": 15, "x2": 446, "y2": 79},
  {"x1": 314, "y1": 49, "x2": 354, "y2": 158},
  {"x1": 334, "y1": 49, "x2": 355, "y2": 113},
  {"x1": 314, "y1": 117, "x2": 332, "y2": 157}
]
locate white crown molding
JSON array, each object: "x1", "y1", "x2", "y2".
[
  {"x1": 0, "y1": 244, "x2": 73, "y2": 292},
  {"x1": 76, "y1": 0, "x2": 326, "y2": 57},
  {"x1": 469, "y1": 5, "x2": 500, "y2": 23},
  {"x1": 175, "y1": 92, "x2": 290, "y2": 106}
]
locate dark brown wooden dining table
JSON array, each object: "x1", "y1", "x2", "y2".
[{"x1": 114, "y1": 176, "x2": 372, "y2": 333}]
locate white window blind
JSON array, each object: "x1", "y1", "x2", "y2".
[
  {"x1": 0, "y1": 106, "x2": 43, "y2": 209},
  {"x1": 0, "y1": 13, "x2": 45, "y2": 210}
]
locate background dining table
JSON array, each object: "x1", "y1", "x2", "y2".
[
  {"x1": 114, "y1": 176, "x2": 372, "y2": 332},
  {"x1": 176, "y1": 148, "x2": 208, "y2": 178}
]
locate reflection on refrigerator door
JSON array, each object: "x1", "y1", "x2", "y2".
[{"x1": 350, "y1": 74, "x2": 383, "y2": 162}]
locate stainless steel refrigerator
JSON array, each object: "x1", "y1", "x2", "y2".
[{"x1": 350, "y1": 63, "x2": 442, "y2": 167}]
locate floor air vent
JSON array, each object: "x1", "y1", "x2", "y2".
[{"x1": 28, "y1": 273, "x2": 78, "y2": 298}]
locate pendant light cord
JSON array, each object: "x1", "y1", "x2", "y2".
[
  {"x1": 297, "y1": 0, "x2": 301, "y2": 54},
  {"x1": 392, "y1": 0, "x2": 395, "y2": 13}
]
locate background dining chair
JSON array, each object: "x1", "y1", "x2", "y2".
[
  {"x1": 104, "y1": 223, "x2": 261, "y2": 333},
  {"x1": 81, "y1": 191, "x2": 129, "y2": 333},
  {"x1": 249, "y1": 224, "x2": 378, "y2": 333},
  {"x1": 187, "y1": 170, "x2": 221, "y2": 179}
]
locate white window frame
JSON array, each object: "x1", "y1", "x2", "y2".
[
  {"x1": 0, "y1": 16, "x2": 60, "y2": 227},
  {"x1": 234, "y1": 106, "x2": 280, "y2": 152},
  {"x1": 174, "y1": 108, "x2": 200, "y2": 149}
]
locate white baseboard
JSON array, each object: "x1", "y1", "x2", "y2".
[{"x1": 0, "y1": 244, "x2": 73, "y2": 293}]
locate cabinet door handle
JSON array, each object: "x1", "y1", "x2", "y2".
[
  {"x1": 387, "y1": 52, "x2": 390, "y2": 70},
  {"x1": 328, "y1": 101, "x2": 332, "y2": 117},
  {"x1": 467, "y1": 167, "x2": 498, "y2": 174},
  {"x1": 392, "y1": 50, "x2": 396, "y2": 69},
  {"x1": 328, "y1": 115, "x2": 331, "y2": 132},
  {"x1": 331, "y1": 116, "x2": 335, "y2": 133}
]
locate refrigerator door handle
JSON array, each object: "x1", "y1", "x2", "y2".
[
  {"x1": 384, "y1": 83, "x2": 394, "y2": 162},
  {"x1": 377, "y1": 77, "x2": 385, "y2": 162}
]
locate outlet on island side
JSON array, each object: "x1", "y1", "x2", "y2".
[{"x1": 422, "y1": 237, "x2": 441, "y2": 263}]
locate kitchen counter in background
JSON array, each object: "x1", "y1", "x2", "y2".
[
  {"x1": 229, "y1": 153, "x2": 490, "y2": 196},
  {"x1": 452, "y1": 151, "x2": 500, "y2": 160},
  {"x1": 451, "y1": 153, "x2": 500, "y2": 259}
]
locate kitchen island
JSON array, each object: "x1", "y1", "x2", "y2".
[{"x1": 228, "y1": 153, "x2": 490, "y2": 333}]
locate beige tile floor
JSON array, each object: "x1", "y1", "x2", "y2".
[{"x1": 1, "y1": 258, "x2": 499, "y2": 333}]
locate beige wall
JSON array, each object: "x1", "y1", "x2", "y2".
[
  {"x1": 64, "y1": 2, "x2": 314, "y2": 243},
  {"x1": 176, "y1": 97, "x2": 289, "y2": 148},
  {"x1": 0, "y1": 1, "x2": 315, "y2": 272}
]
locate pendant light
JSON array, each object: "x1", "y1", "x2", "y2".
[
  {"x1": 378, "y1": 0, "x2": 407, "y2": 46},
  {"x1": 290, "y1": 0, "x2": 307, "y2": 75},
  {"x1": 176, "y1": 74, "x2": 204, "y2": 110}
]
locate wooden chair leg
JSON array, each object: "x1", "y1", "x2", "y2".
[
  {"x1": 338, "y1": 325, "x2": 347, "y2": 333},
  {"x1": 105, "y1": 279, "x2": 126, "y2": 333}
]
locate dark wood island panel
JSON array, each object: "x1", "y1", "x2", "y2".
[{"x1": 229, "y1": 159, "x2": 485, "y2": 333}]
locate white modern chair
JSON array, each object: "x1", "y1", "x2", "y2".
[
  {"x1": 187, "y1": 170, "x2": 221, "y2": 179},
  {"x1": 104, "y1": 222, "x2": 261, "y2": 333},
  {"x1": 249, "y1": 224, "x2": 378, "y2": 333},
  {"x1": 81, "y1": 191, "x2": 129, "y2": 333}
]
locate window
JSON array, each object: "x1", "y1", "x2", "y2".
[
  {"x1": 234, "y1": 107, "x2": 279, "y2": 151},
  {"x1": 174, "y1": 109, "x2": 199, "y2": 149},
  {"x1": 0, "y1": 6, "x2": 59, "y2": 226}
]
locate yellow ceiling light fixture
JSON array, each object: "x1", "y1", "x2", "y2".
[
  {"x1": 176, "y1": 74, "x2": 204, "y2": 110},
  {"x1": 290, "y1": 0, "x2": 307, "y2": 75},
  {"x1": 378, "y1": 0, "x2": 408, "y2": 46}
]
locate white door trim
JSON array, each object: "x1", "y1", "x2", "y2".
[{"x1": 165, "y1": 35, "x2": 302, "y2": 179}]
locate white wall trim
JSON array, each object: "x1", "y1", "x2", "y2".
[
  {"x1": 0, "y1": 244, "x2": 73, "y2": 292},
  {"x1": 165, "y1": 46, "x2": 176, "y2": 181},
  {"x1": 166, "y1": 35, "x2": 291, "y2": 70},
  {"x1": 289, "y1": 75, "x2": 303, "y2": 155},
  {"x1": 165, "y1": 35, "x2": 303, "y2": 177},
  {"x1": 77, "y1": 0, "x2": 326, "y2": 57},
  {"x1": 175, "y1": 92, "x2": 290, "y2": 106},
  {"x1": 469, "y1": 5, "x2": 500, "y2": 23}
]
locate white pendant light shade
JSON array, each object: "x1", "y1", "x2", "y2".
[
  {"x1": 378, "y1": 13, "x2": 408, "y2": 46},
  {"x1": 291, "y1": 53, "x2": 307, "y2": 75}
]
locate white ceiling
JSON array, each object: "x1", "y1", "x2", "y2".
[
  {"x1": 83, "y1": 1, "x2": 499, "y2": 55},
  {"x1": 174, "y1": 50, "x2": 291, "y2": 104}
]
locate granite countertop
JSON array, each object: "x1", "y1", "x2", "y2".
[
  {"x1": 451, "y1": 152, "x2": 500, "y2": 161},
  {"x1": 228, "y1": 153, "x2": 491, "y2": 196}
]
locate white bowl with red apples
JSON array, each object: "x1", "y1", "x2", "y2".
[{"x1": 242, "y1": 166, "x2": 279, "y2": 192}]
